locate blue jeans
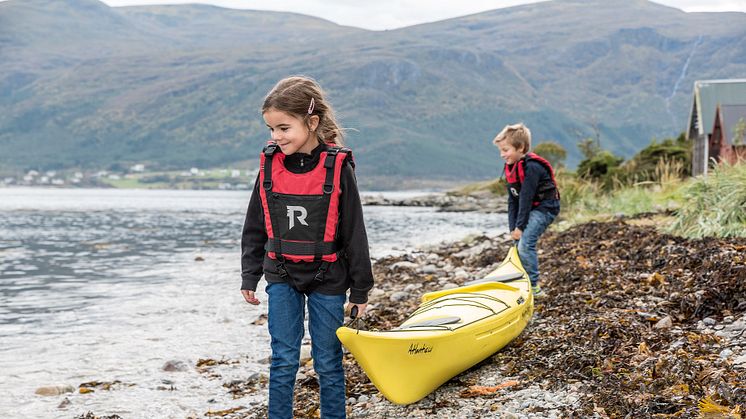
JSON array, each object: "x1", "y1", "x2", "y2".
[
  {"x1": 516, "y1": 210, "x2": 556, "y2": 287},
  {"x1": 266, "y1": 282, "x2": 346, "y2": 419}
]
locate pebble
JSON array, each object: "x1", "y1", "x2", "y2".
[
  {"x1": 703, "y1": 317, "x2": 717, "y2": 326},
  {"x1": 733, "y1": 354, "x2": 746, "y2": 368},
  {"x1": 654, "y1": 316, "x2": 673, "y2": 329},
  {"x1": 421, "y1": 264, "x2": 438, "y2": 274},
  {"x1": 391, "y1": 261, "x2": 418, "y2": 270},
  {"x1": 162, "y1": 360, "x2": 189, "y2": 372},
  {"x1": 300, "y1": 344, "x2": 312, "y2": 364},
  {"x1": 369, "y1": 288, "x2": 385, "y2": 298},
  {"x1": 404, "y1": 283, "x2": 422, "y2": 292},
  {"x1": 390, "y1": 291, "x2": 409, "y2": 302},
  {"x1": 35, "y1": 385, "x2": 74, "y2": 396}
]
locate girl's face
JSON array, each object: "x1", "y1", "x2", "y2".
[
  {"x1": 263, "y1": 108, "x2": 319, "y2": 155},
  {"x1": 498, "y1": 141, "x2": 525, "y2": 165}
]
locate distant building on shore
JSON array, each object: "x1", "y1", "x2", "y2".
[{"x1": 687, "y1": 79, "x2": 746, "y2": 176}]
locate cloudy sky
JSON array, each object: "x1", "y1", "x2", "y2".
[{"x1": 98, "y1": 0, "x2": 746, "y2": 30}]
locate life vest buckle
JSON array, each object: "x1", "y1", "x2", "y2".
[
  {"x1": 263, "y1": 180, "x2": 273, "y2": 190},
  {"x1": 264, "y1": 143, "x2": 278, "y2": 156},
  {"x1": 314, "y1": 261, "x2": 329, "y2": 282},
  {"x1": 276, "y1": 261, "x2": 289, "y2": 279}
]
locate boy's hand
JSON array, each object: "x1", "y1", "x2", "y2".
[
  {"x1": 241, "y1": 290, "x2": 261, "y2": 305},
  {"x1": 511, "y1": 228, "x2": 523, "y2": 241}
]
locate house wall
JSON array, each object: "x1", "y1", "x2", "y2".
[{"x1": 693, "y1": 134, "x2": 707, "y2": 176}]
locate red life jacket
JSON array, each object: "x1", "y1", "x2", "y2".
[
  {"x1": 258, "y1": 142, "x2": 352, "y2": 266},
  {"x1": 504, "y1": 152, "x2": 560, "y2": 206}
]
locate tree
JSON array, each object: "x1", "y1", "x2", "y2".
[
  {"x1": 577, "y1": 137, "x2": 601, "y2": 160},
  {"x1": 533, "y1": 141, "x2": 567, "y2": 169}
]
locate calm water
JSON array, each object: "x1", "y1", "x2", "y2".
[{"x1": 0, "y1": 188, "x2": 507, "y2": 418}]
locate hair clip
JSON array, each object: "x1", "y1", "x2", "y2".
[{"x1": 308, "y1": 97, "x2": 315, "y2": 115}]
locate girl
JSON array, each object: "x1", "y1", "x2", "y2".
[{"x1": 240, "y1": 76, "x2": 373, "y2": 419}]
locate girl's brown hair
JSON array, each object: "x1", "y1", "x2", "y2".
[{"x1": 262, "y1": 76, "x2": 344, "y2": 146}]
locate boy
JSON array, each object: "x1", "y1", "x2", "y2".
[{"x1": 493, "y1": 123, "x2": 560, "y2": 298}]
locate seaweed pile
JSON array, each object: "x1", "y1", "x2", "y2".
[
  {"x1": 509, "y1": 219, "x2": 745, "y2": 417},
  {"x1": 288, "y1": 218, "x2": 745, "y2": 418}
]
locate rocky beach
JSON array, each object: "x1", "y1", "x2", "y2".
[{"x1": 68, "y1": 210, "x2": 745, "y2": 419}]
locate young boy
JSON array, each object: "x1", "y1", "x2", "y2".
[{"x1": 493, "y1": 123, "x2": 560, "y2": 298}]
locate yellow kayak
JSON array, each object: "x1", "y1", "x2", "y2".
[{"x1": 336, "y1": 246, "x2": 533, "y2": 405}]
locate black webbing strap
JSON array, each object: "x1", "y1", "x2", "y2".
[
  {"x1": 265, "y1": 239, "x2": 338, "y2": 256},
  {"x1": 322, "y1": 148, "x2": 339, "y2": 194},
  {"x1": 262, "y1": 143, "x2": 287, "y2": 276},
  {"x1": 312, "y1": 147, "x2": 341, "y2": 262},
  {"x1": 263, "y1": 143, "x2": 278, "y2": 192}
]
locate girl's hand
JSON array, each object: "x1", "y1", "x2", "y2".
[
  {"x1": 511, "y1": 228, "x2": 523, "y2": 241},
  {"x1": 241, "y1": 290, "x2": 261, "y2": 305},
  {"x1": 346, "y1": 303, "x2": 367, "y2": 318}
]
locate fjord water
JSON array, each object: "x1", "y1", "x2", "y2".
[{"x1": 0, "y1": 188, "x2": 507, "y2": 418}]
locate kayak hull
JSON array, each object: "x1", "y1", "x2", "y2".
[{"x1": 336, "y1": 247, "x2": 533, "y2": 405}]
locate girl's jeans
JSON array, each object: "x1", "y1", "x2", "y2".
[
  {"x1": 266, "y1": 282, "x2": 346, "y2": 419},
  {"x1": 516, "y1": 209, "x2": 557, "y2": 287}
]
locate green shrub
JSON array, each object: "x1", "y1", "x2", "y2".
[
  {"x1": 577, "y1": 150, "x2": 624, "y2": 185},
  {"x1": 667, "y1": 162, "x2": 746, "y2": 238}
]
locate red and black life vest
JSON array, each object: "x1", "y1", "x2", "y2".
[
  {"x1": 504, "y1": 152, "x2": 560, "y2": 206},
  {"x1": 258, "y1": 142, "x2": 352, "y2": 273}
]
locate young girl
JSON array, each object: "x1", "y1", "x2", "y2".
[{"x1": 240, "y1": 76, "x2": 373, "y2": 419}]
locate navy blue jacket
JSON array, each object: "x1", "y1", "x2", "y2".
[{"x1": 507, "y1": 159, "x2": 561, "y2": 231}]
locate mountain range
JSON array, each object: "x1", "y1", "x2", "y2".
[{"x1": 1, "y1": 0, "x2": 745, "y2": 183}]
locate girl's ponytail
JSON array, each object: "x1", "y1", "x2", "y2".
[{"x1": 262, "y1": 76, "x2": 344, "y2": 146}]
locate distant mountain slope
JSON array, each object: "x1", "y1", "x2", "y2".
[{"x1": 1, "y1": 0, "x2": 745, "y2": 181}]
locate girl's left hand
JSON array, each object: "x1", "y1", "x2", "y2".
[
  {"x1": 346, "y1": 303, "x2": 367, "y2": 318},
  {"x1": 241, "y1": 290, "x2": 261, "y2": 305},
  {"x1": 511, "y1": 228, "x2": 523, "y2": 241}
]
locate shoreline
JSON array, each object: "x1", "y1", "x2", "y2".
[{"x1": 62, "y1": 213, "x2": 746, "y2": 418}]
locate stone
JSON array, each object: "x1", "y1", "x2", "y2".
[
  {"x1": 654, "y1": 316, "x2": 673, "y2": 329},
  {"x1": 369, "y1": 288, "x2": 385, "y2": 299},
  {"x1": 703, "y1": 317, "x2": 717, "y2": 326},
  {"x1": 391, "y1": 261, "x2": 418, "y2": 270},
  {"x1": 421, "y1": 264, "x2": 438, "y2": 274},
  {"x1": 733, "y1": 354, "x2": 746, "y2": 368},
  {"x1": 300, "y1": 345, "x2": 313, "y2": 364},
  {"x1": 404, "y1": 283, "x2": 422, "y2": 292},
  {"x1": 162, "y1": 360, "x2": 190, "y2": 372},
  {"x1": 390, "y1": 291, "x2": 409, "y2": 302},
  {"x1": 35, "y1": 385, "x2": 75, "y2": 396}
]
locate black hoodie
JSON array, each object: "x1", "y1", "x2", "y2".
[{"x1": 240, "y1": 143, "x2": 374, "y2": 304}]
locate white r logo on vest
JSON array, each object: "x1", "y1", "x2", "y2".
[{"x1": 286, "y1": 206, "x2": 309, "y2": 229}]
